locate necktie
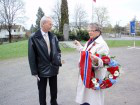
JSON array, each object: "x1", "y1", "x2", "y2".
[{"x1": 44, "y1": 33, "x2": 50, "y2": 55}]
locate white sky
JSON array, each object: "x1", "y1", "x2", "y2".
[{"x1": 22, "y1": 0, "x2": 140, "y2": 29}]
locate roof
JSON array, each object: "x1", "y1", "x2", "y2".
[{"x1": 0, "y1": 25, "x2": 24, "y2": 29}]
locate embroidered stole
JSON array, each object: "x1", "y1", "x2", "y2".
[{"x1": 80, "y1": 43, "x2": 96, "y2": 88}]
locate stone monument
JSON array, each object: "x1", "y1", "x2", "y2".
[{"x1": 63, "y1": 24, "x2": 69, "y2": 41}]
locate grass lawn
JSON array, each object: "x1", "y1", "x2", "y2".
[
  {"x1": 106, "y1": 40, "x2": 140, "y2": 47},
  {"x1": 0, "y1": 40, "x2": 28, "y2": 60},
  {"x1": 0, "y1": 40, "x2": 75, "y2": 60},
  {"x1": 0, "y1": 40, "x2": 140, "y2": 60}
]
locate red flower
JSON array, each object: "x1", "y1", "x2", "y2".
[
  {"x1": 107, "y1": 66, "x2": 119, "y2": 74},
  {"x1": 101, "y1": 56, "x2": 110, "y2": 64},
  {"x1": 105, "y1": 79, "x2": 112, "y2": 88},
  {"x1": 95, "y1": 53, "x2": 100, "y2": 57},
  {"x1": 100, "y1": 81, "x2": 106, "y2": 89},
  {"x1": 113, "y1": 76, "x2": 117, "y2": 79}
]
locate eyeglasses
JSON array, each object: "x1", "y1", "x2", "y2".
[{"x1": 88, "y1": 30, "x2": 97, "y2": 32}]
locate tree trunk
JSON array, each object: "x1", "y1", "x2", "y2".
[{"x1": 8, "y1": 30, "x2": 12, "y2": 43}]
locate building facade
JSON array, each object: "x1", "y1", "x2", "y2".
[{"x1": 0, "y1": 25, "x2": 26, "y2": 39}]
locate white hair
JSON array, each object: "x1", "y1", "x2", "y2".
[
  {"x1": 40, "y1": 16, "x2": 52, "y2": 28},
  {"x1": 89, "y1": 23, "x2": 102, "y2": 34},
  {"x1": 89, "y1": 23, "x2": 102, "y2": 31}
]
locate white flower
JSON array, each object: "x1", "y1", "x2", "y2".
[
  {"x1": 92, "y1": 78, "x2": 97, "y2": 84},
  {"x1": 114, "y1": 71, "x2": 119, "y2": 76},
  {"x1": 95, "y1": 83, "x2": 100, "y2": 87},
  {"x1": 109, "y1": 74, "x2": 113, "y2": 79}
]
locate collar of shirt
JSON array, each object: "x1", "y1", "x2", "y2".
[
  {"x1": 94, "y1": 35, "x2": 103, "y2": 44},
  {"x1": 90, "y1": 35, "x2": 100, "y2": 42},
  {"x1": 87, "y1": 35, "x2": 100, "y2": 46},
  {"x1": 41, "y1": 29, "x2": 48, "y2": 36}
]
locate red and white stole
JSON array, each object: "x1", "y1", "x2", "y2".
[{"x1": 79, "y1": 42, "x2": 96, "y2": 88}]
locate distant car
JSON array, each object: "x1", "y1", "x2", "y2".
[{"x1": 109, "y1": 34, "x2": 115, "y2": 38}]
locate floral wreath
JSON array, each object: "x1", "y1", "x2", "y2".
[{"x1": 80, "y1": 51, "x2": 121, "y2": 90}]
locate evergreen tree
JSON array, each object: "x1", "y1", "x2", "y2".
[
  {"x1": 35, "y1": 7, "x2": 45, "y2": 30},
  {"x1": 60, "y1": 0, "x2": 69, "y2": 32},
  {"x1": 30, "y1": 24, "x2": 36, "y2": 33}
]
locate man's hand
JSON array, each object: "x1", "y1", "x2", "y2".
[
  {"x1": 34, "y1": 75, "x2": 40, "y2": 81},
  {"x1": 61, "y1": 60, "x2": 65, "y2": 64}
]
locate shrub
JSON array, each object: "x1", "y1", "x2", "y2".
[
  {"x1": 137, "y1": 32, "x2": 140, "y2": 36},
  {"x1": 52, "y1": 30, "x2": 64, "y2": 41},
  {"x1": 69, "y1": 31, "x2": 78, "y2": 40},
  {"x1": 77, "y1": 30, "x2": 89, "y2": 41}
]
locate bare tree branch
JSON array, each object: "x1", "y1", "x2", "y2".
[
  {"x1": 51, "y1": 1, "x2": 61, "y2": 31},
  {"x1": 94, "y1": 7, "x2": 109, "y2": 27},
  {"x1": 73, "y1": 4, "x2": 88, "y2": 30},
  {"x1": 0, "y1": 0, "x2": 25, "y2": 43}
]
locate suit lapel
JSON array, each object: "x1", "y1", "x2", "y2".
[{"x1": 35, "y1": 30, "x2": 50, "y2": 59}]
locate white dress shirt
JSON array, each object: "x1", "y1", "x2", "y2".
[{"x1": 41, "y1": 29, "x2": 50, "y2": 55}]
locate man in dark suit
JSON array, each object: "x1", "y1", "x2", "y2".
[{"x1": 28, "y1": 16, "x2": 62, "y2": 105}]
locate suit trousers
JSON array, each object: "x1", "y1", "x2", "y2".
[{"x1": 37, "y1": 75, "x2": 58, "y2": 105}]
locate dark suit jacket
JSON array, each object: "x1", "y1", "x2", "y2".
[{"x1": 28, "y1": 30, "x2": 61, "y2": 77}]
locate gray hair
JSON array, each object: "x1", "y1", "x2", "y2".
[
  {"x1": 40, "y1": 16, "x2": 52, "y2": 28},
  {"x1": 89, "y1": 23, "x2": 102, "y2": 34}
]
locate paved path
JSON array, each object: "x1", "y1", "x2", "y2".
[{"x1": 0, "y1": 47, "x2": 140, "y2": 105}]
